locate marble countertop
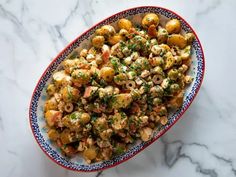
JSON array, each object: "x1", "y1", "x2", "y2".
[{"x1": 1, "y1": 0, "x2": 236, "y2": 177}]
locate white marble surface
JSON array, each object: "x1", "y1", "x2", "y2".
[{"x1": 0, "y1": 0, "x2": 236, "y2": 176}]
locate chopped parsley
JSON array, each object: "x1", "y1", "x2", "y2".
[
  {"x1": 70, "y1": 112, "x2": 80, "y2": 120},
  {"x1": 143, "y1": 59, "x2": 150, "y2": 69},
  {"x1": 69, "y1": 51, "x2": 78, "y2": 59},
  {"x1": 109, "y1": 95, "x2": 117, "y2": 105},
  {"x1": 147, "y1": 95, "x2": 153, "y2": 104},
  {"x1": 164, "y1": 85, "x2": 172, "y2": 96},
  {"x1": 108, "y1": 118, "x2": 114, "y2": 124},
  {"x1": 130, "y1": 63, "x2": 141, "y2": 71},
  {"x1": 145, "y1": 40, "x2": 151, "y2": 48},
  {"x1": 78, "y1": 71, "x2": 87, "y2": 80},
  {"x1": 110, "y1": 57, "x2": 120, "y2": 73},
  {"x1": 101, "y1": 95, "x2": 112, "y2": 104},
  {"x1": 148, "y1": 104, "x2": 153, "y2": 112},
  {"x1": 128, "y1": 117, "x2": 135, "y2": 125},
  {"x1": 92, "y1": 72, "x2": 98, "y2": 80},
  {"x1": 120, "y1": 112, "x2": 127, "y2": 119},
  {"x1": 100, "y1": 79, "x2": 107, "y2": 87},
  {"x1": 120, "y1": 41, "x2": 126, "y2": 50},
  {"x1": 143, "y1": 82, "x2": 151, "y2": 92},
  {"x1": 114, "y1": 146, "x2": 125, "y2": 155},
  {"x1": 67, "y1": 86, "x2": 73, "y2": 100},
  {"x1": 137, "y1": 118, "x2": 142, "y2": 126},
  {"x1": 91, "y1": 80, "x2": 100, "y2": 87},
  {"x1": 128, "y1": 43, "x2": 138, "y2": 51},
  {"x1": 102, "y1": 94, "x2": 115, "y2": 107}
]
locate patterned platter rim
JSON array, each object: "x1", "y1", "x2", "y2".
[{"x1": 29, "y1": 6, "x2": 205, "y2": 172}]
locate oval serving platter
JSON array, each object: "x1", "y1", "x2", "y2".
[{"x1": 29, "y1": 6, "x2": 205, "y2": 172}]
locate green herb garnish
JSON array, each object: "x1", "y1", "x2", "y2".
[
  {"x1": 69, "y1": 51, "x2": 78, "y2": 59},
  {"x1": 67, "y1": 86, "x2": 73, "y2": 100},
  {"x1": 100, "y1": 79, "x2": 107, "y2": 87},
  {"x1": 70, "y1": 112, "x2": 78, "y2": 120},
  {"x1": 128, "y1": 43, "x2": 137, "y2": 51},
  {"x1": 115, "y1": 146, "x2": 125, "y2": 155},
  {"x1": 120, "y1": 112, "x2": 126, "y2": 119},
  {"x1": 78, "y1": 71, "x2": 86, "y2": 79},
  {"x1": 143, "y1": 82, "x2": 151, "y2": 92},
  {"x1": 120, "y1": 41, "x2": 126, "y2": 50}
]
